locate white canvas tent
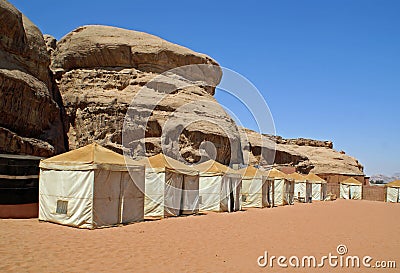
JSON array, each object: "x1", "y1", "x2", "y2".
[
  {"x1": 288, "y1": 172, "x2": 309, "y2": 203},
  {"x1": 195, "y1": 160, "x2": 242, "y2": 212},
  {"x1": 136, "y1": 154, "x2": 199, "y2": 218},
  {"x1": 385, "y1": 180, "x2": 400, "y2": 203},
  {"x1": 340, "y1": 178, "x2": 362, "y2": 200},
  {"x1": 273, "y1": 170, "x2": 294, "y2": 206},
  {"x1": 39, "y1": 143, "x2": 145, "y2": 229},
  {"x1": 305, "y1": 173, "x2": 327, "y2": 201},
  {"x1": 263, "y1": 168, "x2": 289, "y2": 207},
  {"x1": 239, "y1": 166, "x2": 267, "y2": 208}
]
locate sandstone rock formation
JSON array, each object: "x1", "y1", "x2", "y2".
[
  {"x1": 43, "y1": 34, "x2": 56, "y2": 54},
  {"x1": 267, "y1": 135, "x2": 333, "y2": 149},
  {"x1": 0, "y1": 0, "x2": 66, "y2": 157},
  {"x1": 243, "y1": 128, "x2": 364, "y2": 175},
  {"x1": 0, "y1": 1, "x2": 365, "y2": 178},
  {"x1": 51, "y1": 25, "x2": 221, "y2": 88},
  {"x1": 241, "y1": 128, "x2": 308, "y2": 168},
  {"x1": 277, "y1": 141, "x2": 364, "y2": 175},
  {"x1": 49, "y1": 24, "x2": 365, "y2": 176},
  {"x1": 51, "y1": 25, "x2": 242, "y2": 164}
]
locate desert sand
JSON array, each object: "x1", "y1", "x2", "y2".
[{"x1": 1, "y1": 199, "x2": 399, "y2": 272}]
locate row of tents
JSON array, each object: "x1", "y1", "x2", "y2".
[
  {"x1": 37, "y1": 143, "x2": 363, "y2": 229},
  {"x1": 337, "y1": 178, "x2": 400, "y2": 203}
]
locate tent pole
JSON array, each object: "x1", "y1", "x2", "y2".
[{"x1": 118, "y1": 172, "x2": 124, "y2": 224}]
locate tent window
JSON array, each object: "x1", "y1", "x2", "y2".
[
  {"x1": 56, "y1": 200, "x2": 68, "y2": 214},
  {"x1": 199, "y1": 196, "x2": 202, "y2": 204}
]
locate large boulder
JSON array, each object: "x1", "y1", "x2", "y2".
[
  {"x1": 52, "y1": 25, "x2": 241, "y2": 164},
  {"x1": 0, "y1": 0, "x2": 66, "y2": 156},
  {"x1": 51, "y1": 25, "x2": 221, "y2": 93}
]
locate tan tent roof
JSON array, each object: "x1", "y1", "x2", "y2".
[
  {"x1": 287, "y1": 172, "x2": 307, "y2": 182},
  {"x1": 195, "y1": 160, "x2": 239, "y2": 176},
  {"x1": 39, "y1": 143, "x2": 141, "y2": 171},
  {"x1": 238, "y1": 165, "x2": 264, "y2": 179},
  {"x1": 341, "y1": 177, "x2": 363, "y2": 185},
  {"x1": 265, "y1": 168, "x2": 287, "y2": 179},
  {"x1": 305, "y1": 173, "x2": 326, "y2": 183},
  {"x1": 136, "y1": 153, "x2": 197, "y2": 175},
  {"x1": 385, "y1": 180, "x2": 400, "y2": 188}
]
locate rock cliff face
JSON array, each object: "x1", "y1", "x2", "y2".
[
  {"x1": 1, "y1": 1, "x2": 365, "y2": 177},
  {"x1": 267, "y1": 135, "x2": 333, "y2": 149},
  {"x1": 0, "y1": 0, "x2": 66, "y2": 157},
  {"x1": 276, "y1": 142, "x2": 364, "y2": 175},
  {"x1": 242, "y1": 128, "x2": 364, "y2": 175}
]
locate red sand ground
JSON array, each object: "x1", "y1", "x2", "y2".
[{"x1": 1, "y1": 199, "x2": 399, "y2": 272}]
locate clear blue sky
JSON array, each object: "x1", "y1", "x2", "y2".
[{"x1": 9, "y1": 0, "x2": 400, "y2": 176}]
